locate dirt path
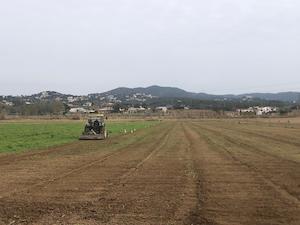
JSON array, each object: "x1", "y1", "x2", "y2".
[{"x1": 0, "y1": 120, "x2": 299, "y2": 225}]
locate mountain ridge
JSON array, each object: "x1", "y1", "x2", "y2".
[
  {"x1": 98, "y1": 85, "x2": 300, "y2": 102},
  {"x1": 1, "y1": 85, "x2": 300, "y2": 102}
]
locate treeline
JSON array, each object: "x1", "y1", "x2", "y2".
[
  {"x1": 145, "y1": 97, "x2": 288, "y2": 111},
  {"x1": 0, "y1": 101, "x2": 68, "y2": 116},
  {"x1": 0, "y1": 97, "x2": 297, "y2": 117},
  {"x1": 108, "y1": 97, "x2": 296, "y2": 113}
]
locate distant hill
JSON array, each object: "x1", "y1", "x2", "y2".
[
  {"x1": 100, "y1": 85, "x2": 219, "y2": 100},
  {"x1": 2, "y1": 85, "x2": 299, "y2": 116},
  {"x1": 101, "y1": 85, "x2": 196, "y2": 98},
  {"x1": 99, "y1": 85, "x2": 300, "y2": 102},
  {"x1": 237, "y1": 92, "x2": 300, "y2": 102},
  {"x1": 1, "y1": 86, "x2": 300, "y2": 105}
]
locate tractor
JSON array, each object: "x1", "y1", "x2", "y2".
[{"x1": 79, "y1": 115, "x2": 108, "y2": 140}]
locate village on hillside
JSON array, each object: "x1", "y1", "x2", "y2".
[{"x1": 1, "y1": 89, "x2": 299, "y2": 118}]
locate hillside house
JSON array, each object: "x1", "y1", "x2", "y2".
[
  {"x1": 238, "y1": 106, "x2": 277, "y2": 116},
  {"x1": 156, "y1": 106, "x2": 168, "y2": 113},
  {"x1": 98, "y1": 107, "x2": 113, "y2": 113},
  {"x1": 83, "y1": 102, "x2": 93, "y2": 107},
  {"x1": 255, "y1": 106, "x2": 277, "y2": 116},
  {"x1": 2, "y1": 100, "x2": 14, "y2": 106},
  {"x1": 69, "y1": 108, "x2": 88, "y2": 113},
  {"x1": 127, "y1": 106, "x2": 146, "y2": 114}
]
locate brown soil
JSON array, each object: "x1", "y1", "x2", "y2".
[{"x1": 0, "y1": 120, "x2": 299, "y2": 225}]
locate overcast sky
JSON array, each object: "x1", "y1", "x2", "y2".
[{"x1": 0, "y1": 0, "x2": 300, "y2": 95}]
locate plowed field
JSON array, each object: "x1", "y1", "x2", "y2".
[{"x1": 0, "y1": 120, "x2": 299, "y2": 225}]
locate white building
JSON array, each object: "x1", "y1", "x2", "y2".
[
  {"x1": 2, "y1": 100, "x2": 14, "y2": 106},
  {"x1": 83, "y1": 102, "x2": 93, "y2": 107},
  {"x1": 255, "y1": 106, "x2": 277, "y2": 116},
  {"x1": 69, "y1": 108, "x2": 88, "y2": 113},
  {"x1": 67, "y1": 97, "x2": 75, "y2": 103},
  {"x1": 127, "y1": 106, "x2": 146, "y2": 114},
  {"x1": 238, "y1": 106, "x2": 277, "y2": 116},
  {"x1": 156, "y1": 106, "x2": 168, "y2": 113}
]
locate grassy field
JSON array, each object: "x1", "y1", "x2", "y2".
[{"x1": 0, "y1": 120, "x2": 159, "y2": 153}]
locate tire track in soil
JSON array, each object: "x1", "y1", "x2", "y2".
[
  {"x1": 77, "y1": 122, "x2": 197, "y2": 225},
  {"x1": 192, "y1": 122, "x2": 300, "y2": 204},
  {"x1": 193, "y1": 122, "x2": 299, "y2": 167},
  {"x1": 197, "y1": 122, "x2": 300, "y2": 163},
  {"x1": 33, "y1": 128, "x2": 170, "y2": 193},
  {"x1": 82, "y1": 123, "x2": 180, "y2": 225},
  {"x1": 188, "y1": 122, "x2": 300, "y2": 225},
  {"x1": 116, "y1": 132, "x2": 171, "y2": 185},
  {"x1": 181, "y1": 124, "x2": 217, "y2": 225},
  {"x1": 211, "y1": 122, "x2": 300, "y2": 148}
]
